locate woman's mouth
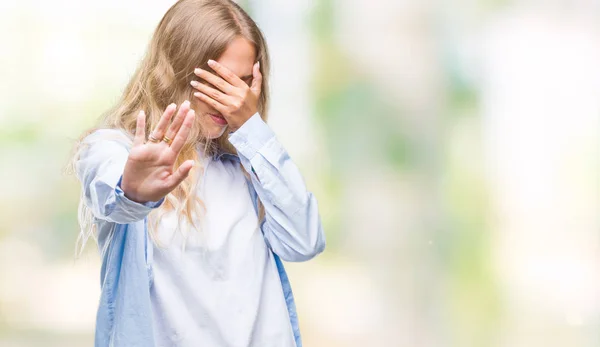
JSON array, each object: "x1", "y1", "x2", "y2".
[{"x1": 209, "y1": 113, "x2": 227, "y2": 126}]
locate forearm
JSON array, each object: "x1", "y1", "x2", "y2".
[
  {"x1": 229, "y1": 113, "x2": 326, "y2": 261},
  {"x1": 76, "y1": 131, "x2": 164, "y2": 224}
]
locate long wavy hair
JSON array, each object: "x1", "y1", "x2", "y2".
[{"x1": 69, "y1": 0, "x2": 269, "y2": 253}]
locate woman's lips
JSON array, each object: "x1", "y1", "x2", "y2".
[{"x1": 209, "y1": 113, "x2": 227, "y2": 126}]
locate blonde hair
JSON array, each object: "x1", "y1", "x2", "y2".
[{"x1": 69, "y1": 0, "x2": 269, "y2": 253}]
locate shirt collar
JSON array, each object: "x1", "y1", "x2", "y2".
[{"x1": 212, "y1": 150, "x2": 241, "y2": 162}]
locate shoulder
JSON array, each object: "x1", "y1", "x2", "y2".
[
  {"x1": 77, "y1": 128, "x2": 133, "y2": 163},
  {"x1": 82, "y1": 128, "x2": 133, "y2": 147}
]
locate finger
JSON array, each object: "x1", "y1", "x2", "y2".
[
  {"x1": 250, "y1": 61, "x2": 262, "y2": 95},
  {"x1": 151, "y1": 103, "x2": 177, "y2": 139},
  {"x1": 170, "y1": 109, "x2": 195, "y2": 154},
  {"x1": 166, "y1": 159, "x2": 196, "y2": 190},
  {"x1": 164, "y1": 100, "x2": 190, "y2": 142},
  {"x1": 134, "y1": 110, "x2": 146, "y2": 147},
  {"x1": 194, "y1": 67, "x2": 235, "y2": 94},
  {"x1": 207, "y1": 59, "x2": 248, "y2": 88},
  {"x1": 193, "y1": 92, "x2": 227, "y2": 114},
  {"x1": 190, "y1": 81, "x2": 231, "y2": 105}
]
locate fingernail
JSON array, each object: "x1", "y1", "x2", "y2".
[
  {"x1": 190, "y1": 81, "x2": 199, "y2": 87},
  {"x1": 169, "y1": 103, "x2": 176, "y2": 109},
  {"x1": 194, "y1": 68, "x2": 202, "y2": 74},
  {"x1": 257, "y1": 61, "x2": 260, "y2": 68},
  {"x1": 183, "y1": 100, "x2": 190, "y2": 106},
  {"x1": 194, "y1": 92, "x2": 203, "y2": 98},
  {"x1": 208, "y1": 59, "x2": 216, "y2": 66}
]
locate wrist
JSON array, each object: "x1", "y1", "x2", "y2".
[
  {"x1": 227, "y1": 112, "x2": 274, "y2": 159},
  {"x1": 119, "y1": 176, "x2": 147, "y2": 204},
  {"x1": 228, "y1": 112, "x2": 259, "y2": 134}
]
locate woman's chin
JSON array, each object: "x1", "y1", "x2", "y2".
[
  {"x1": 205, "y1": 124, "x2": 228, "y2": 139},
  {"x1": 199, "y1": 115, "x2": 229, "y2": 139}
]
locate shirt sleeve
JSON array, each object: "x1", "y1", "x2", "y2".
[
  {"x1": 74, "y1": 129, "x2": 165, "y2": 224},
  {"x1": 228, "y1": 113, "x2": 326, "y2": 262}
]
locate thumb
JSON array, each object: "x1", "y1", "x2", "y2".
[
  {"x1": 166, "y1": 160, "x2": 195, "y2": 190},
  {"x1": 250, "y1": 61, "x2": 262, "y2": 95}
]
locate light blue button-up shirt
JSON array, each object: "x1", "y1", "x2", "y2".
[{"x1": 75, "y1": 113, "x2": 326, "y2": 347}]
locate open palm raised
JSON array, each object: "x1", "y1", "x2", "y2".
[{"x1": 121, "y1": 101, "x2": 196, "y2": 204}]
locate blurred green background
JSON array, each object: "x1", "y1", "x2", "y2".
[{"x1": 1, "y1": 0, "x2": 599, "y2": 346}]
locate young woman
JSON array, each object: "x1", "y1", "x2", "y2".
[{"x1": 72, "y1": 1, "x2": 325, "y2": 346}]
